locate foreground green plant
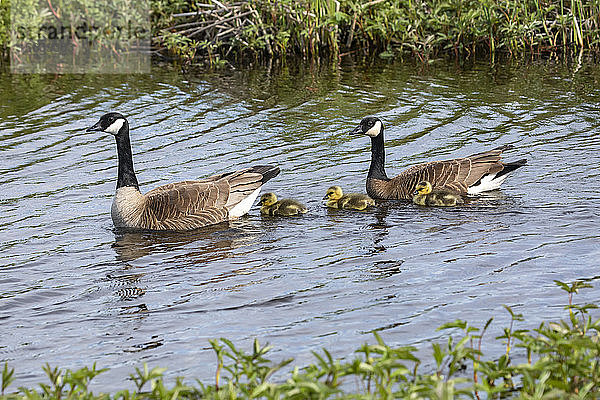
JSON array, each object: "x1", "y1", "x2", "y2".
[{"x1": 2, "y1": 280, "x2": 599, "y2": 399}]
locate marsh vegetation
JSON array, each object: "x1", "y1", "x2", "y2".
[
  {"x1": 2, "y1": 0, "x2": 600, "y2": 65},
  {"x1": 152, "y1": 0, "x2": 600, "y2": 64}
]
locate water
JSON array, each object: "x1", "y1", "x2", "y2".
[{"x1": 1, "y1": 59, "x2": 599, "y2": 391}]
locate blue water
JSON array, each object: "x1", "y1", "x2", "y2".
[{"x1": 1, "y1": 59, "x2": 599, "y2": 391}]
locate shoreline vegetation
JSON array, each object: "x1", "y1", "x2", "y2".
[
  {"x1": 1, "y1": 0, "x2": 600, "y2": 67},
  {"x1": 152, "y1": 0, "x2": 600, "y2": 66},
  {"x1": 2, "y1": 280, "x2": 599, "y2": 399}
]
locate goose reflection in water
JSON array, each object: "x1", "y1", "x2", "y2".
[
  {"x1": 105, "y1": 222, "x2": 263, "y2": 314},
  {"x1": 110, "y1": 222, "x2": 239, "y2": 264},
  {"x1": 368, "y1": 202, "x2": 393, "y2": 254}
]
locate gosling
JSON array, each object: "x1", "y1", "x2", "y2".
[
  {"x1": 259, "y1": 193, "x2": 308, "y2": 216},
  {"x1": 412, "y1": 181, "x2": 464, "y2": 207},
  {"x1": 323, "y1": 186, "x2": 375, "y2": 211}
]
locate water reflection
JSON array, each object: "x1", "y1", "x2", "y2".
[
  {"x1": 369, "y1": 260, "x2": 404, "y2": 279},
  {"x1": 111, "y1": 222, "x2": 234, "y2": 264},
  {"x1": 105, "y1": 221, "x2": 265, "y2": 318},
  {"x1": 368, "y1": 203, "x2": 393, "y2": 254}
]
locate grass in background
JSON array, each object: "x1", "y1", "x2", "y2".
[
  {"x1": 1, "y1": 0, "x2": 600, "y2": 66},
  {"x1": 151, "y1": 0, "x2": 600, "y2": 65},
  {"x1": 1, "y1": 280, "x2": 599, "y2": 399}
]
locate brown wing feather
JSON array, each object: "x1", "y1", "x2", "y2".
[
  {"x1": 138, "y1": 167, "x2": 274, "y2": 230},
  {"x1": 142, "y1": 181, "x2": 229, "y2": 229},
  {"x1": 368, "y1": 145, "x2": 514, "y2": 200}
]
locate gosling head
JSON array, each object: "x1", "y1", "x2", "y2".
[
  {"x1": 86, "y1": 112, "x2": 128, "y2": 136},
  {"x1": 259, "y1": 192, "x2": 278, "y2": 207},
  {"x1": 413, "y1": 181, "x2": 433, "y2": 196},
  {"x1": 323, "y1": 186, "x2": 343, "y2": 200},
  {"x1": 349, "y1": 116, "x2": 383, "y2": 138}
]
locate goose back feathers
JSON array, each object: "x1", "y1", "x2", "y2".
[
  {"x1": 87, "y1": 113, "x2": 280, "y2": 231},
  {"x1": 350, "y1": 117, "x2": 526, "y2": 200}
]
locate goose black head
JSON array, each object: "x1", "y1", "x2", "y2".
[
  {"x1": 86, "y1": 112, "x2": 128, "y2": 136},
  {"x1": 349, "y1": 116, "x2": 383, "y2": 138}
]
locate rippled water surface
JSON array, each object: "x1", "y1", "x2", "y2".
[{"x1": 1, "y1": 59, "x2": 599, "y2": 390}]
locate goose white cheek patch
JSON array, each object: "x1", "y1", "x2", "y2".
[
  {"x1": 105, "y1": 118, "x2": 125, "y2": 134},
  {"x1": 365, "y1": 120, "x2": 382, "y2": 137}
]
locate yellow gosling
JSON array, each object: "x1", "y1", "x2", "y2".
[
  {"x1": 259, "y1": 193, "x2": 308, "y2": 216},
  {"x1": 323, "y1": 186, "x2": 375, "y2": 211},
  {"x1": 412, "y1": 181, "x2": 464, "y2": 207}
]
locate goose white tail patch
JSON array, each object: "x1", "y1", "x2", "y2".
[
  {"x1": 229, "y1": 187, "x2": 262, "y2": 219},
  {"x1": 467, "y1": 173, "x2": 509, "y2": 194},
  {"x1": 365, "y1": 120, "x2": 382, "y2": 137},
  {"x1": 105, "y1": 118, "x2": 125, "y2": 134}
]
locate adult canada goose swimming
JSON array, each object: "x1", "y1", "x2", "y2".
[
  {"x1": 323, "y1": 186, "x2": 375, "y2": 211},
  {"x1": 86, "y1": 112, "x2": 280, "y2": 231},
  {"x1": 258, "y1": 193, "x2": 308, "y2": 216},
  {"x1": 412, "y1": 181, "x2": 464, "y2": 206},
  {"x1": 350, "y1": 116, "x2": 526, "y2": 200}
]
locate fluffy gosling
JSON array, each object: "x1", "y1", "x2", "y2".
[
  {"x1": 412, "y1": 181, "x2": 464, "y2": 207},
  {"x1": 259, "y1": 193, "x2": 308, "y2": 216},
  {"x1": 323, "y1": 186, "x2": 375, "y2": 211}
]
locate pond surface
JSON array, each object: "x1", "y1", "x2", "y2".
[{"x1": 1, "y1": 58, "x2": 599, "y2": 391}]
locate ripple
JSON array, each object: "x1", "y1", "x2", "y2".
[{"x1": 1, "y1": 60, "x2": 600, "y2": 391}]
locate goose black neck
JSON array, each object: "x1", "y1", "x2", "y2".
[
  {"x1": 114, "y1": 122, "x2": 139, "y2": 190},
  {"x1": 369, "y1": 132, "x2": 388, "y2": 181}
]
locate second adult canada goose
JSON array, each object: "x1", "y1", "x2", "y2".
[
  {"x1": 86, "y1": 112, "x2": 280, "y2": 231},
  {"x1": 323, "y1": 186, "x2": 375, "y2": 210},
  {"x1": 258, "y1": 193, "x2": 308, "y2": 216},
  {"x1": 412, "y1": 181, "x2": 464, "y2": 206},
  {"x1": 349, "y1": 117, "x2": 527, "y2": 200}
]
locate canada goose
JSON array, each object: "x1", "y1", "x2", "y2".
[
  {"x1": 412, "y1": 181, "x2": 464, "y2": 206},
  {"x1": 86, "y1": 112, "x2": 280, "y2": 231},
  {"x1": 349, "y1": 117, "x2": 526, "y2": 200},
  {"x1": 258, "y1": 193, "x2": 308, "y2": 216},
  {"x1": 323, "y1": 186, "x2": 375, "y2": 211}
]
